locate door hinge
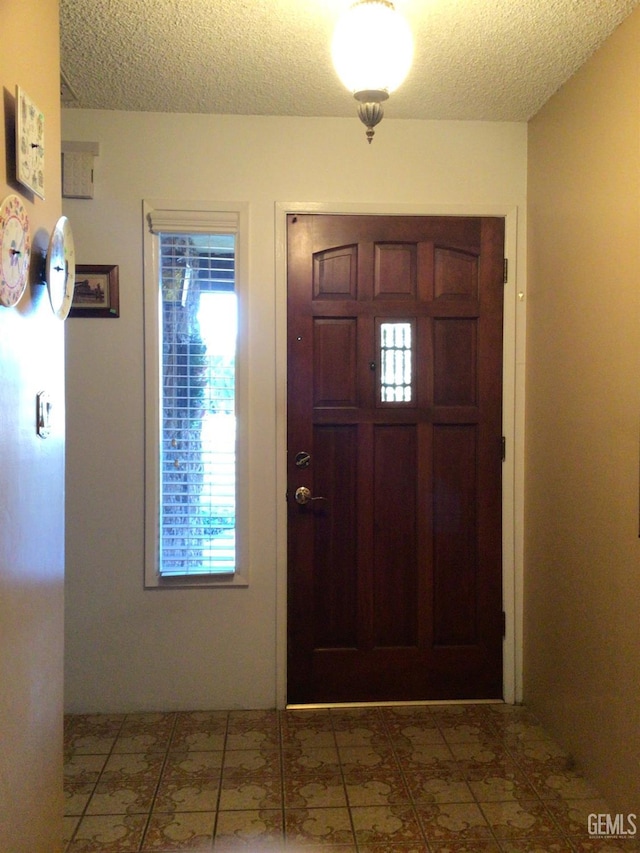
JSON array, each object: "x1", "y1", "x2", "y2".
[
  {"x1": 501, "y1": 611, "x2": 506, "y2": 637},
  {"x1": 501, "y1": 436, "x2": 506, "y2": 461},
  {"x1": 503, "y1": 258, "x2": 508, "y2": 284}
]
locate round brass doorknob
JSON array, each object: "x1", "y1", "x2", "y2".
[{"x1": 294, "y1": 486, "x2": 312, "y2": 504}]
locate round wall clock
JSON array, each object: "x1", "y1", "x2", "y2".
[
  {"x1": 0, "y1": 193, "x2": 31, "y2": 307},
  {"x1": 46, "y1": 216, "x2": 76, "y2": 320}
]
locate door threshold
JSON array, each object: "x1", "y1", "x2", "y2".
[{"x1": 286, "y1": 698, "x2": 504, "y2": 710}]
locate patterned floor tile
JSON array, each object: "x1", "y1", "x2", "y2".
[
  {"x1": 438, "y1": 721, "x2": 497, "y2": 745},
  {"x1": 427, "y1": 841, "x2": 502, "y2": 853},
  {"x1": 112, "y1": 732, "x2": 173, "y2": 754},
  {"x1": 175, "y1": 710, "x2": 228, "y2": 733},
  {"x1": 226, "y1": 710, "x2": 280, "y2": 751},
  {"x1": 61, "y1": 705, "x2": 630, "y2": 853},
  {"x1": 500, "y1": 720, "x2": 561, "y2": 746},
  {"x1": 64, "y1": 714, "x2": 125, "y2": 754},
  {"x1": 64, "y1": 816, "x2": 81, "y2": 840},
  {"x1": 336, "y1": 743, "x2": 401, "y2": 774},
  {"x1": 383, "y1": 714, "x2": 430, "y2": 746},
  {"x1": 429, "y1": 704, "x2": 493, "y2": 727},
  {"x1": 100, "y1": 752, "x2": 165, "y2": 782},
  {"x1": 223, "y1": 748, "x2": 281, "y2": 778},
  {"x1": 284, "y1": 773, "x2": 347, "y2": 808},
  {"x1": 465, "y1": 762, "x2": 538, "y2": 802},
  {"x1": 63, "y1": 754, "x2": 106, "y2": 815},
  {"x1": 415, "y1": 801, "x2": 494, "y2": 843},
  {"x1": 214, "y1": 808, "x2": 284, "y2": 849},
  {"x1": 478, "y1": 798, "x2": 562, "y2": 840},
  {"x1": 331, "y1": 709, "x2": 389, "y2": 748},
  {"x1": 498, "y1": 839, "x2": 575, "y2": 852},
  {"x1": 65, "y1": 813, "x2": 148, "y2": 852},
  {"x1": 282, "y1": 728, "x2": 337, "y2": 751},
  {"x1": 285, "y1": 806, "x2": 355, "y2": 847},
  {"x1": 113, "y1": 713, "x2": 176, "y2": 754},
  {"x1": 65, "y1": 732, "x2": 122, "y2": 756},
  {"x1": 393, "y1": 741, "x2": 455, "y2": 767},
  {"x1": 330, "y1": 707, "x2": 384, "y2": 728},
  {"x1": 508, "y1": 738, "x2": 571, "y2": 770},
  {"x1": 154, "y1": 777, "x2": 221, "y2": 812},
  {"x1": 357, "y1": 845, "x2": 428, "y2": 853},
  {"x1": 142, "y1": 810, "x2": 216, "y2": 850},
  {"x1": 172, "y1": 728, "x2": 227, "y2": 753},
  {"x1": 446, "y1": 739, "x2": 511, "y2": 766},
  {"x1": 402, "y1": 762, "x2": 475, "y2": 804},
  {"x1": 163, "y1": 750, "x2": 224, "y2": 781},
  {"x1": 334, "y1": 727, "x2": 389, "y2": 749},
  {"x1": 64, "y1": 780, "x2": 96, "y2": 816},
  {"x1": 343, "y1": 767, "x2": 411, "y2": 807},
  {"x1": 280, "y1": 712, "x2": 333, "y2": 750},
  {"x1": 219, "y1": 776, "x2": 283, "y2": 810},
  {"x1": 350, "y1": 803, "x2": 425, "y2": 846},
  {"x1": 65, "y1": 753, "x2": 110, "y2": 781},
  {"x1": 386, "y1": 722, "x2": 447, "y2": 749},
  {"x1": 282, "y1": 745, "x2": 341, "y2": 777},
  {"x1": 85, "y1": 778, "x2": 158, "y2": 815},
  {"x1": 380, "y1": 705, "x2": 436, "y2": 720}
]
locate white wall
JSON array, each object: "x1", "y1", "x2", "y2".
[
  {"x1": 1, "y1": 2, "x2": 64, "y2": 850},
  {"x1": 62, "y1": 111, "x2": 527, "y2": 712},
  {"x1": 526, "y1": 7, "x2": 640, "y2": 815}
]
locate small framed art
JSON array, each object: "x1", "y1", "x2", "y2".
[
  {"x1": 16, "y1": 86, "x2": 45, "y2": 199},
  {"x1": 69, "y1": 264, "x2": 119, "y2": 318}
]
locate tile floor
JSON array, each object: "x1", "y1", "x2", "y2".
[{"x1": 64, "y1": 703, "x2": 638, "y2": 852}]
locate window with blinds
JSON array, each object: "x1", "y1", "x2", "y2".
[
  {"x1": 158, "y1": 233, "x2": 237, "y2": 577},
  {"x1": 144, "y1": 201, "x2": 247, "y2": 587}
]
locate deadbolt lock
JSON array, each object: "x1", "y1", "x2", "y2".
[{"x1": 294, "y1": 451, "x2": 311, "y2": 468}]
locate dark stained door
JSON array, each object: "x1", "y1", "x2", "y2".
[{"x1": 287, "y1": 214, "x2": 504, "y2": 703}]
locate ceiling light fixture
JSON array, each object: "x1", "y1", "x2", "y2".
[{"x1": 331, "y1": 0, "x2": 413, "y2": 143}]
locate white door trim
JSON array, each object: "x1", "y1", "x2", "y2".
[{"x1": 274, "y1": 201, "x2": 525, "y2": 708}]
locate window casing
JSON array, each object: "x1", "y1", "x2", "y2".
[{"x1": 143, "y1": 201, "x2": 249, "y2": 587}]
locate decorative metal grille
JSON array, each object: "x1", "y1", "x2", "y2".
[{"x1": 380, "y1": 322, "x2": 413, "y2": 403}]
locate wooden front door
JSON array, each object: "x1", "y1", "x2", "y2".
[{"x1": 287, "y1": 214, "x2": 504, "y2": 704}]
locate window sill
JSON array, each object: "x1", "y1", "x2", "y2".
[{"x1": 144, "y1": 571, "x2": 248, "y2": 590}]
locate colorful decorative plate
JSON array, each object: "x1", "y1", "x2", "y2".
[{"x1": 0, "y1": 193, "x2": 31, "y2": 307}]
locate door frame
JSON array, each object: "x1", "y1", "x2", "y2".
[{"x1": 275, "y1": 201, "x2": 524, "y2": 708}]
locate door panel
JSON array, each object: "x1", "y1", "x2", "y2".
[
  {"x1": 373, "y1": 424, "x2": 418, "y2": 647},
  {"x1": 287, "y1": 214, "x2": 504, "y2": 703},
  {"x1": 433, "y1": 424, "x2": 478, "y2": 645},
  {"x1": 313, "y1": 424, "x2": 358, "y2": 648}
]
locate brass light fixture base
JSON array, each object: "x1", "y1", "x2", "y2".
[{"x1": 355, "y1": 89, "x2": 389, "y2": 143}]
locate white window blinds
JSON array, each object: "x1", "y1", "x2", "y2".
[
  {"x1": 156, "y1": 228, "x2": 237, "y2": 577},
  {"x1": 147, "y1": 208, "x2": 239, "y2": 235}
]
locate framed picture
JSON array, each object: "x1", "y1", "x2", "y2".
[
  {"x1": 69, "y1": 264, "x2": 119, "y2": 318},
  {"x1": 15, "y1": 86, "x2": 45, "y2": 199}
]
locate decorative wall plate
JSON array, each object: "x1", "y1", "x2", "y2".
[
  {"x1": 16, "y1": 86, "x2": 45, "y2": 199},
  {"x1": 46, "y1": 216, "x2": 76, "y2": 320},
  {"x1": 0, "y1": 193, "x2": 31, "y2": 307}
]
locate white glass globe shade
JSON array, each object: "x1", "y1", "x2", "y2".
[{"x1": 331, "y1": 0, "x2": 414, "y2": 95}]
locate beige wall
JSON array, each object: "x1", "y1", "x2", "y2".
[
  {"x1": 526, "y1": 7, "x2": 640, "y2": 814},
  {"x1": 0, "y1": 2, "x2": 64, "y2": 851},
  {"x1": 61, "y1": 111, "x2": 527, "y2": 713}
]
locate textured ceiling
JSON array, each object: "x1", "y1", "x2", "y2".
[{"x1": 60, "y1": 0, "x2": 639, "y2": 122}]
